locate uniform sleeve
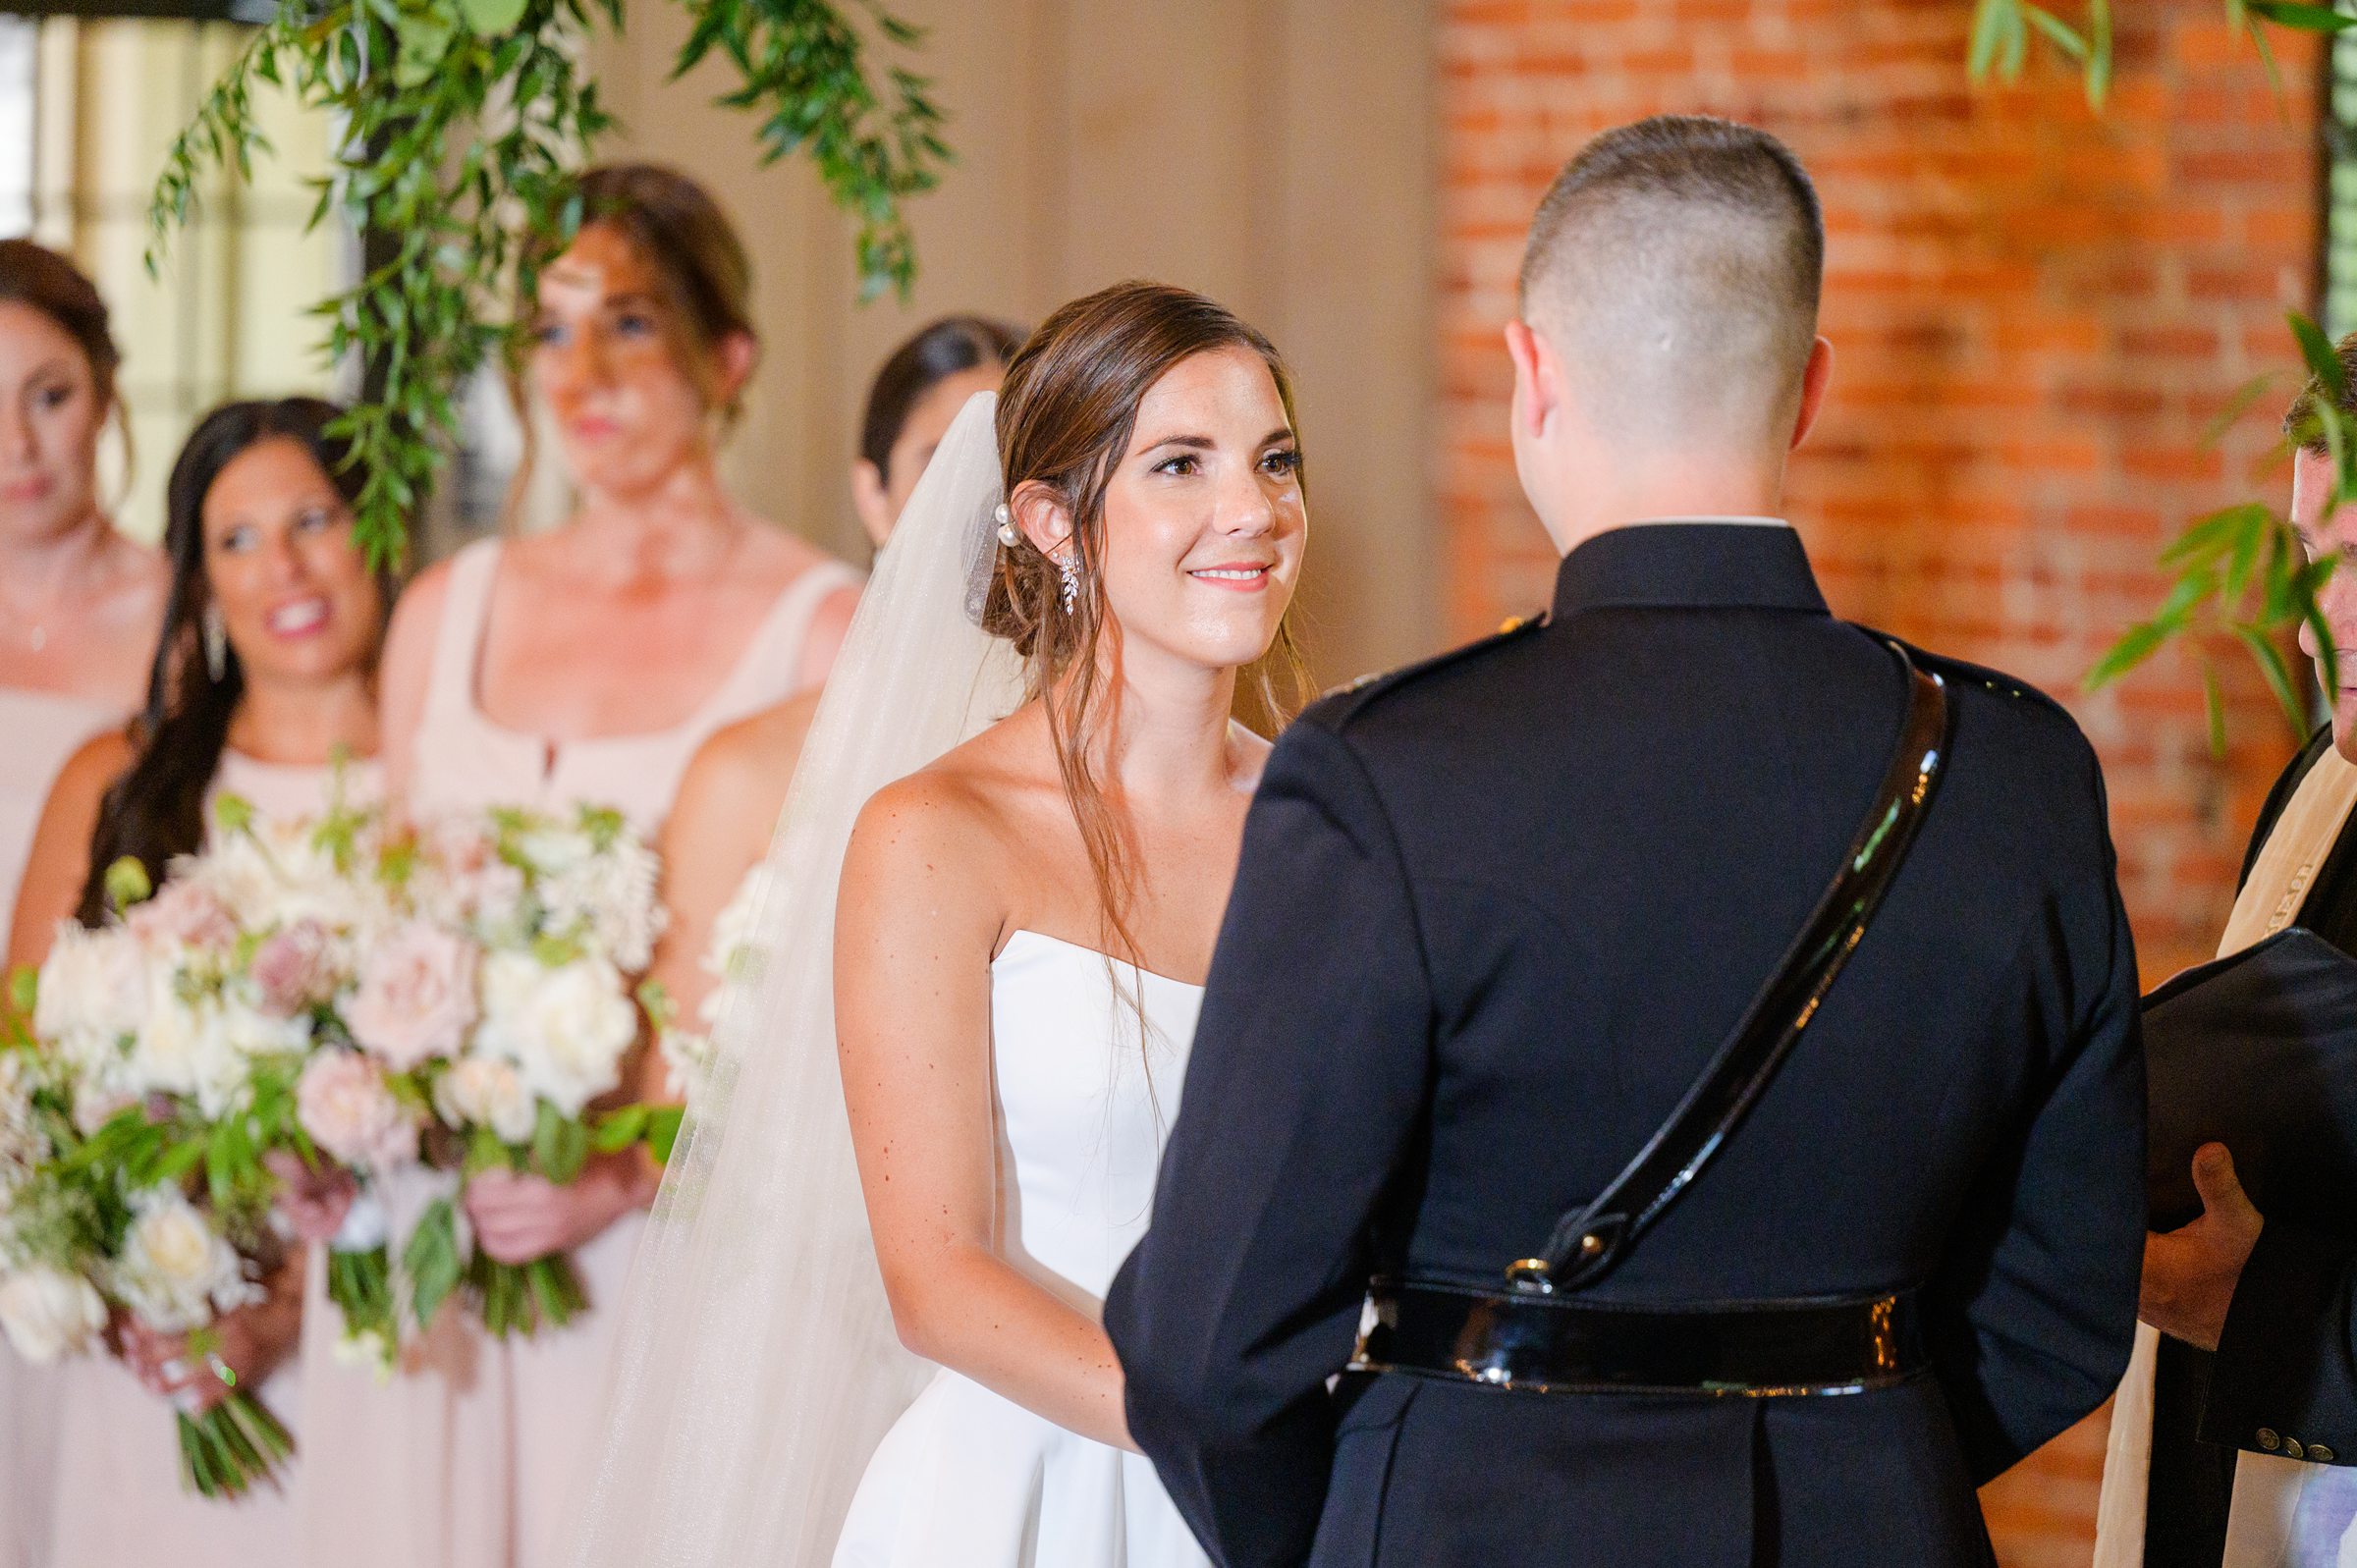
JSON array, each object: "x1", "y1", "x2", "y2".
[
  {"x1": 2198, "y1": 1221, "x2": 2357, "y2": 1462},
  {"x1": 1927, "y1": 750, "x2": 2148, "y2": 1484},
  {"x1": 1105, "y1": 719, "x2": 1433, "y2": 1568}
]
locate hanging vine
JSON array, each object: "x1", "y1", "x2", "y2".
[{"x1": 147, "y1": 0, "x2": 947, "y2": 568}]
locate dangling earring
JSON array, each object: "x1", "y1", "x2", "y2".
[
  {"x1": 1057, "y1": 552, "x2": 1079, "y2": 616},
  {"x1": 994, "y1": 501, "x2": 1018, "y2": 550},
  {"x1": 202, "y1": 606, "x2": 228, "y2": 682}
]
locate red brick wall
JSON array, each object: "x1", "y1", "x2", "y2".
[{"x1": 1438, "y1": 3, "x2": 2322, "y2": 1562}]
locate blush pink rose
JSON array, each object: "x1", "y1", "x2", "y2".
[
  {"x1": 126, "y1": 880, "x2": 237, "y2": 953},
  {"x1": 250, "y1": 920, "x2": 337, "y2": 1017},
  {"x1": 346, "y1": 921, "x2": 478, "y2": 1071},
  {"x1": 295, "y1": 1052, "x2": 417, "y2": 1171}
]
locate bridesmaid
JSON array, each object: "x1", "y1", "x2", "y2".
[
  {"x1": 330, "y1": 162, "x2": 862, "y2": 1568},
  {"x1": 0, "y1": 237, "x2": 168, "y2": 1568},
  {"x1": 7, "y1": 397, "x2": 389, "y2": 1568},
  {"x1": 643, "y1": 313, "x2": 1020, "y2": 1102}
]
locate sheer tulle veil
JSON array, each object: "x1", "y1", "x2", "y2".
[{"x1": 569, "y1": 392, "x2": 1022, "y2": 1566}]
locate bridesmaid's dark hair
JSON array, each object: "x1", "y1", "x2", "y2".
[
  {"x1": 76, "y1": 399, "x2": 378, "y2": 925},
  {"x1": 858, "y1": 315, "x2": 1024, "y2": 476}
]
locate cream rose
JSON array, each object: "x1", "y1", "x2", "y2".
[
  {"x1": 473, "y1": 951, "x2": 635, "y2": 1117},
  {"x1": 125, "y1": 879, "x2": 238, "y2": 955},
  {"x1": 297, "y1": 1052, "x2": 419, "y2": 1172},
  {"x1": 33, "y1": 922, "x2": 147, "y2": 1066},
  {"x1": 347, "y1": 920, "x2": 478, "y2": 1072},
  {"x1": 433, "y1": 1055, "x2": 536, "y2": 1145},
  {"x1": 0, "y1": 1267, "x2": 106, "y2": 1364},
  {"x1": 111, "y1": 1187, "x2": 260, "y2": 1333}
]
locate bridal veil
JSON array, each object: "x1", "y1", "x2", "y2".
[{"x1": 569, "y1": 393, "x2": 1022, "y2": 1566}]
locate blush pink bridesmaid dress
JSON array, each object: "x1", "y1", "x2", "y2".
[
  {"x1": 294, "y1": 537, "x2": 858, "y2": 1568},
  {"x1": 0, "y1": 686, "x2": 120, "y2": 1568}
]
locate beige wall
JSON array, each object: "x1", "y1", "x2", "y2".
[{"x1": 585, "y1": 0, "x2": 1439, "y2": 684}]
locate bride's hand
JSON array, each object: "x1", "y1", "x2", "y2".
[{"x1": 465, "y1": 1151, "x2": 658, "y2": 1265}]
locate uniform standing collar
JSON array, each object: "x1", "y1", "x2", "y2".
[{"x1": 1551, "y1": 519, "x2": 1830, "y2": 620}]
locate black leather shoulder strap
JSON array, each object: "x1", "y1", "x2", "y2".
[{"x1": 1522, "y1": 639, "x2": 1952, "y2": 1294}]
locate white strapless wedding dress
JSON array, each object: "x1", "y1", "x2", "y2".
[{"x1": 832, "y1": 929, "x2": 1212, "y2": 1568}]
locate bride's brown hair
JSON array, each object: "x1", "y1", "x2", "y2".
[{"x1": 983, "y1": 280, "x2": 1314, "y2": 969}]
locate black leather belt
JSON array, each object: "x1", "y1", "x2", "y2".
[{"x1": 1349, "y1": 1279, "x2": 1929, "y2": 1397}]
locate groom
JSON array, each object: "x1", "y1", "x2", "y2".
[{"x1": 1105, "y1": 115, "x2": 2147, "y2": 1567}]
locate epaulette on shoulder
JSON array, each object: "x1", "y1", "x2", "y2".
[
  {"x1": 1884, "y1": 635, "x2": 2068, "y2": 718},
  {"x1": 1313, "y1": 612, "x2": 1548, "y2": 729}
]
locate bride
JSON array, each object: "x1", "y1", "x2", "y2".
[{"x1": 568, "y1": 280, "x2": 1310, "y2": 1567}]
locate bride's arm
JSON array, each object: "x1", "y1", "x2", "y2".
[{"x1": 836, "y1": 773, "x2": 1135, "y2": 1453}]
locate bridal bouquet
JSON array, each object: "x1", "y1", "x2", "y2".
[
  {"x1": 0, "y1": 811, "x2": 340, "y2": 1498},
  {"x1": 638, "y1": 861, "x2": 774, "y2": 1114},
  {"x1": 333, "y1": 803, "x2": 675, "y2": 1342}
]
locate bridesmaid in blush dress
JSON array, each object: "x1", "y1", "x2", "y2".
[
  {"x1": 8, "y1": 398, "x2": 389, "y2": 1568},
  {"x1": 644, "y1": 315, "x2": 1018, "y2": 1109},
  {"x1": 0, "y1": 238, "x2": 168, "y2": 1568},
  {"x1": 301, "y1": 163, "x2": 860, "y2": 1568}
]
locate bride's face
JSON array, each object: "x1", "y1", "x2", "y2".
[{"x1": 1091, "y1": 347, "x2": 1304, "y2": 675}]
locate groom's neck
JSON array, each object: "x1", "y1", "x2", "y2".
[{"x1": 1533, "y1": 446, "x2": 1789, "y2": 559}]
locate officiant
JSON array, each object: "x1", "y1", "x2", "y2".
[{"x1": 2097, "y1": 336, "x2": 2357, "y2": 1568}]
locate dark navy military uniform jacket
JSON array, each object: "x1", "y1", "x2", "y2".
[{"x1": 1104, "y1": 521, "x2": 2147, "y2": 1568}]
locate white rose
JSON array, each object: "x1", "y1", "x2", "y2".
[
  {"x1": 433, "y1": 1055, "x2": 536, "y2": 1145},
  {"x1": 130, "y1": 980, "x2": 246, "y2": 1117},
  {"x1": 473, "y1": 951, "x2": 635, "y2": 1117},
  {"x1": 537, "y1": 838, "x2": 664, "y2": 972},
  {"x1": 110, "y1": 1187, "x2": 260, "y2": 1333},
  {"x1": 33, "y1": 922, "x2": 147, "y2": 1066},
  {"x1": 0, "y1": 1267, "x2": 106, "y2": 1364}
]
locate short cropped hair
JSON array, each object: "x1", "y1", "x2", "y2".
[
  {"x1": 2285, "y1": 332, "x2": 2357, "y2": 455},
  {"x1": 1519, "y1": 116, "x2": 1825, "y2": 447}
]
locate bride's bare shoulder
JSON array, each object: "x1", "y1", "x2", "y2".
[{"x1": 843, "y1": 711, "x2": 1047, "y2": 902}]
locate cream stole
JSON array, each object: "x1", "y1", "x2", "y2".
[{"x1": 2092, "y1": 745, "x2": 2357, "y2": 1568}]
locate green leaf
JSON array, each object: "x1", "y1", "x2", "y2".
[
  {"x1": 403, "y1": 1198, "x2": 465, "y2": 1329},
  {"x1": 2246, "y1": 0, "x2": 2357, "y2": 30},
  {"x1": 459, "y1": 0, "x2": 528, "y2": 34},
  {"x1": 2020, "y1": 4, "x2": 2089, "y2": 59},
  {"x1": 589, "y1": 1104, "x2": 649, "y2": 1153},
  {"x1": 646, "y1": 1105, "x2": 685, "y2": 1164},
  {"x1": 2087, "y1": 618, "x2": 2178, "y2": 690},
  {"x1": 2085, "y1": 0, "x2": 2113, "y2": 107},
  {"x1": 2232, "y1": 622, "x2": 2310, "y2": 731},
  {"x1": 2201, "y1": 372, "x2": 2282, "y2": 450},
  {"x1": 2293, "y1": 311, "x2": 2348, "y2": 403}
]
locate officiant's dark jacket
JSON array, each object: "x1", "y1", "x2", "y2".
[
  {"x1": 2148, "y1": 725, "x2": 2357, "y2": 1568},
  {"x1": 1104, "y1": 521, "x2": 2147, "y2": 1568}
]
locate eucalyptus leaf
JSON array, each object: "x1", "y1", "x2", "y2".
[{"x1": 458, "y1": 0, "x2": 528, "y2": 35}]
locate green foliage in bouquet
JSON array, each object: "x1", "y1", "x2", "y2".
[
  {"x1": 147, "y1": 0, "x2": 948, "y2": 568},
  {"x1": 2, "y1": 963, "x2": 300, "y2": 1499}
]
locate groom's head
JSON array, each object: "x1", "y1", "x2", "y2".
[{"x1": 1507, "y1": 116, "x2": 1834, "y2": 552}]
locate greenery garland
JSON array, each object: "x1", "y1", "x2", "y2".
[
  {"x1": 146, "y1": 0, "x2": 947, "y2": 568},
  {"x1": 1966, "y1": 0, "x2": 2356, "y2": 742}
]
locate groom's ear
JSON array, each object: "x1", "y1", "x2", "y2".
[
  {"x1": 1010, "y1": 479, "x2": 1076, "y2": 560},
  {"x1": 1505, "y1": 319, "x2": 1560, "y2": 444},
  {"x1": 1788, "y1": 334, "x2": 1835, "y2": 453}
]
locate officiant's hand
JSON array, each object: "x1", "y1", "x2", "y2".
[{"x1": 2141, "y1": 1142, "x2": 2265, "y2": 1351}]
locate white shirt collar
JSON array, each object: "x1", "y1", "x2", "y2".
[{"x1": 1621, "y1": 514, "x2": 1791, "y2": 529}]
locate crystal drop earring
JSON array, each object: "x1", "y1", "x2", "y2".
[
  {"x1": 1058, "y1": 553, "x2": 1079, "y2": 616},
  {"x1": 202, "y1": 606, "x2": 229, "y2": 681}
]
